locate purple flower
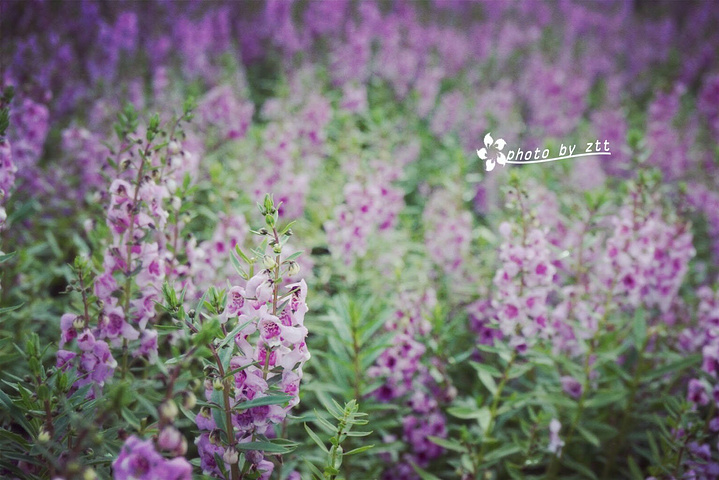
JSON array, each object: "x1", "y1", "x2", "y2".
[
  {"x1": 688, "y1": 379, "x2": 709, "y2": 407},
  {"x1": 560, "y1": 376, "x2": 583, "y2": 399}
]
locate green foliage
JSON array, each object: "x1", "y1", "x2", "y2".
[{"x1": 304, "y1": 399, "x2": 373, "y2": 480}]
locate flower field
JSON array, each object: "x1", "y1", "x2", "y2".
[{"x1": 1, "y1": 1, "x2": 719, "y2": 479}]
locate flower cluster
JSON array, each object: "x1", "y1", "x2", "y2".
[
  {"x1": 325, "y1": 175, "x2": 404, "y2": 265},
  {"x1": 596, "y1": 193, "x2": 694, "y2": 314},
  {"x1": 8, "y1": 97, "x2": 50, "y2": 194},
  {"x1": 113, "y1": 435, "x2": 191, "y2": 480},
  {"x1": 194, "y1": 197, "x2": 310, "y2": 479},
  {"x1": 492, "y1": 220, "x2": 557, "y2": 353},
  {"x1": 422, "y1": 189, "x2": 474, "y2": 277},
  {"x1": 370, "y1": 285, "x2": 450, "y2": 477}
]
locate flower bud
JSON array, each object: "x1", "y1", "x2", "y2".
[
  {"x1": 287, "y1": 261, "x2": 300, "y2": 277},
  {"x1": 181, "y1": 391, "x2": 197, "y2": 409},
  {"x1": 272, "y1": 243, "x2": 282, "y2": 254},
  {"x1": 263, "y1": 255, "x2": 277, "y2": 270},
  {"x1": 158, "y1": 426, "x2": 183, "y2": 452},
  {"x1": 83, "y1": 468, "x2": 98, "y2": 480},
  {"x1": 72, "y1": 316, "x2": 85, "y2": 330},
  {"x1": 263, "y1": 194, "x2": 275, "y2": 214},
  {"x1": 245, "y1": 450, "x2": 263, "y2": 465},
  {"x1": 213, "y1": 378, "x2": 225, "y2": 391},
  {"x1": 158, "y1": 400, "x2": 178, "y2": 422},
  {"x1": 37, "y1": 429, "x2": 51, "y2": 443},
  {"x1": 168, "y1": 141, "x2": 181, "y2": 155},
  {"x1": 209, "y1": 429, "x2": 222, "y2": 445},
  {"x1": 176, "y1": 437, "x2": 188, "y2": 456},
  {"x1": 223, "y1": 447, "x2": 239, "y2": 465}
]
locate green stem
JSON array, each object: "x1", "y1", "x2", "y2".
[
  {"x1": 211, "y1": 345, "x2": 239, "y2": 480},
  {"x1": 601, "y1": 336, "x2": 650, "y2": 479},
  {"x1": 120, "y1": 141, "x2": 150, "y2": 379},
  {"x1": 477, "y1": 352, "x2": 517, "y2": 469}
]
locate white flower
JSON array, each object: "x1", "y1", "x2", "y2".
[{"x1": 477, "y1": 132, "x2": 507, "y2": 172}]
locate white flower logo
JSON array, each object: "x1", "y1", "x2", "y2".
[{"x1": 477, "y1": 132, "x2": 507, "y2": 172}]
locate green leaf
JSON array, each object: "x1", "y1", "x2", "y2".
[
  {"x1": 632, "y1": 308, "x2": 647, "y2": 347},
  {"x1": 235, "y1": 441, "x2": 289, "y2": 453},
  {"x1": 448, "y1": 405, "x2": 492, "y2": 433},
  {"x1": 236, "y1": 395, "x2": 293, "y2": 410},
  {"x1": 304, "y1": 424, "x2": 328, "y2": 453},
  {"x1": 0, "y1": 390, "x2": 33, "y2": 434},
  {"x1": 627, "y1": 456, "x2": 644, "y2": 480},
  {"x1": 645, "y1": 354, "x2": 701, "y2": 381},
  {"x1": 193, "y1": 317, "x2": 222, "y2": 346},
  {"x1": 0, "y1": 303, "x2": 23, "y2": 315},
  {"x1": 483, "y1": 444, "x2": 522, "y2": 463},
  {"x1": 0, "y1": 251, "x2": 16, "y2": 263},
  {"x1": 576, "y1": 425, "x2": 600, "y2": 448},
  {"x1": 584, "y1": 391, "x2": 625, "y2": 409},
  {"x1": 344, "y1": 444, "x2": 375, "y2": 456},
  {"x1": 229, "y1": 251, "x2": 249, "y2": 279},
  {"x1": 563, "y1": 454, "x2": 598, "y2": 479},
  {"x1": 427, "y1": 436, "x2": 467, "y2": 453},
  {"x1": 304, "y1": 460, "x2": 325, "y2": 480},
  {"x1": 410, "y1": 462, "x2": 443, "y2": 480},
  {"x1": 218, "y1": 320, "x2": 252, "y2": 349},
  {"x1": 210, "y1": 389, "x2": 227, "y2": 435},
  {"x1": 477, "y1": 368, "x2": 498, "y2": 396},
  {"x1": 470, "y1": 361, "x2": 502, "y2": 377},
  {"x1": 283, "y1": 251, "x2": 303, "y2": 263}
]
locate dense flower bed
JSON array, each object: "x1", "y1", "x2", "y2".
[{"x1": 1, "y1": 1, "x2": 719, "y2": 478}]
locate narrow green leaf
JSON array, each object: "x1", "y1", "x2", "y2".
[
  {"x1": 427, "y1": 436, "x2": 467, "y2": 453},
  {"x1": 344, "y1": 444, "x2": 375, "y2": 456},
  {"x1": 304, "y1": 424, "x2": 328, "y2": 453},
  {"x1": 410, "y1": 462, "x2": 443, "y2": 480},
  {"x1": 633, "y1": 308, "x2": 647, "y2": 347},
  {"x1": 236, "y1": 395, "x2": 292, "y2": 410}
]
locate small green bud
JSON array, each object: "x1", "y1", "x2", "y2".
[
  {"x1": 83, "y1": 468, "x2": 98, "y2": 480},
  {"x1": 213, "y1": 378, "x2": 224, "y2": 391},
  {"x1": 159, "y1": 400, "x2": 179, "y2": 422},
  {"x1": 182, "y1": 391, "x2": 197, "y2": 410},
  {"x1": 287, "y1": 261, "x2": 300, "y2": 277},
  {"x1": 263, "y1": 194, "x2": 274, "y2": 214},
  {"x1": 263, "y1": 255, "x2": 277, "y2": 270},
  {"x1": 73, "y1": 316, "x2": 85, "y2": 330},
  {"x1": 37, "y1": 429, "x2": 51, "y2": 443}
]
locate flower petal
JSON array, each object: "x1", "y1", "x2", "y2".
[
  {"x1": 496, "y1": 152, "x2": 507, "y2": 166},
  {"x1": 477, "y1": 148, "x2": 488, "y2": 160},
  {"x1": 485, "y1": 158, "x2": 495, "y2": 171},
  {"x1": 494, "y1": 138, "x2": 506, "y2": 151},
  {"x1": 483, "y1": 132, "x2": 494, "y2": 149}
]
